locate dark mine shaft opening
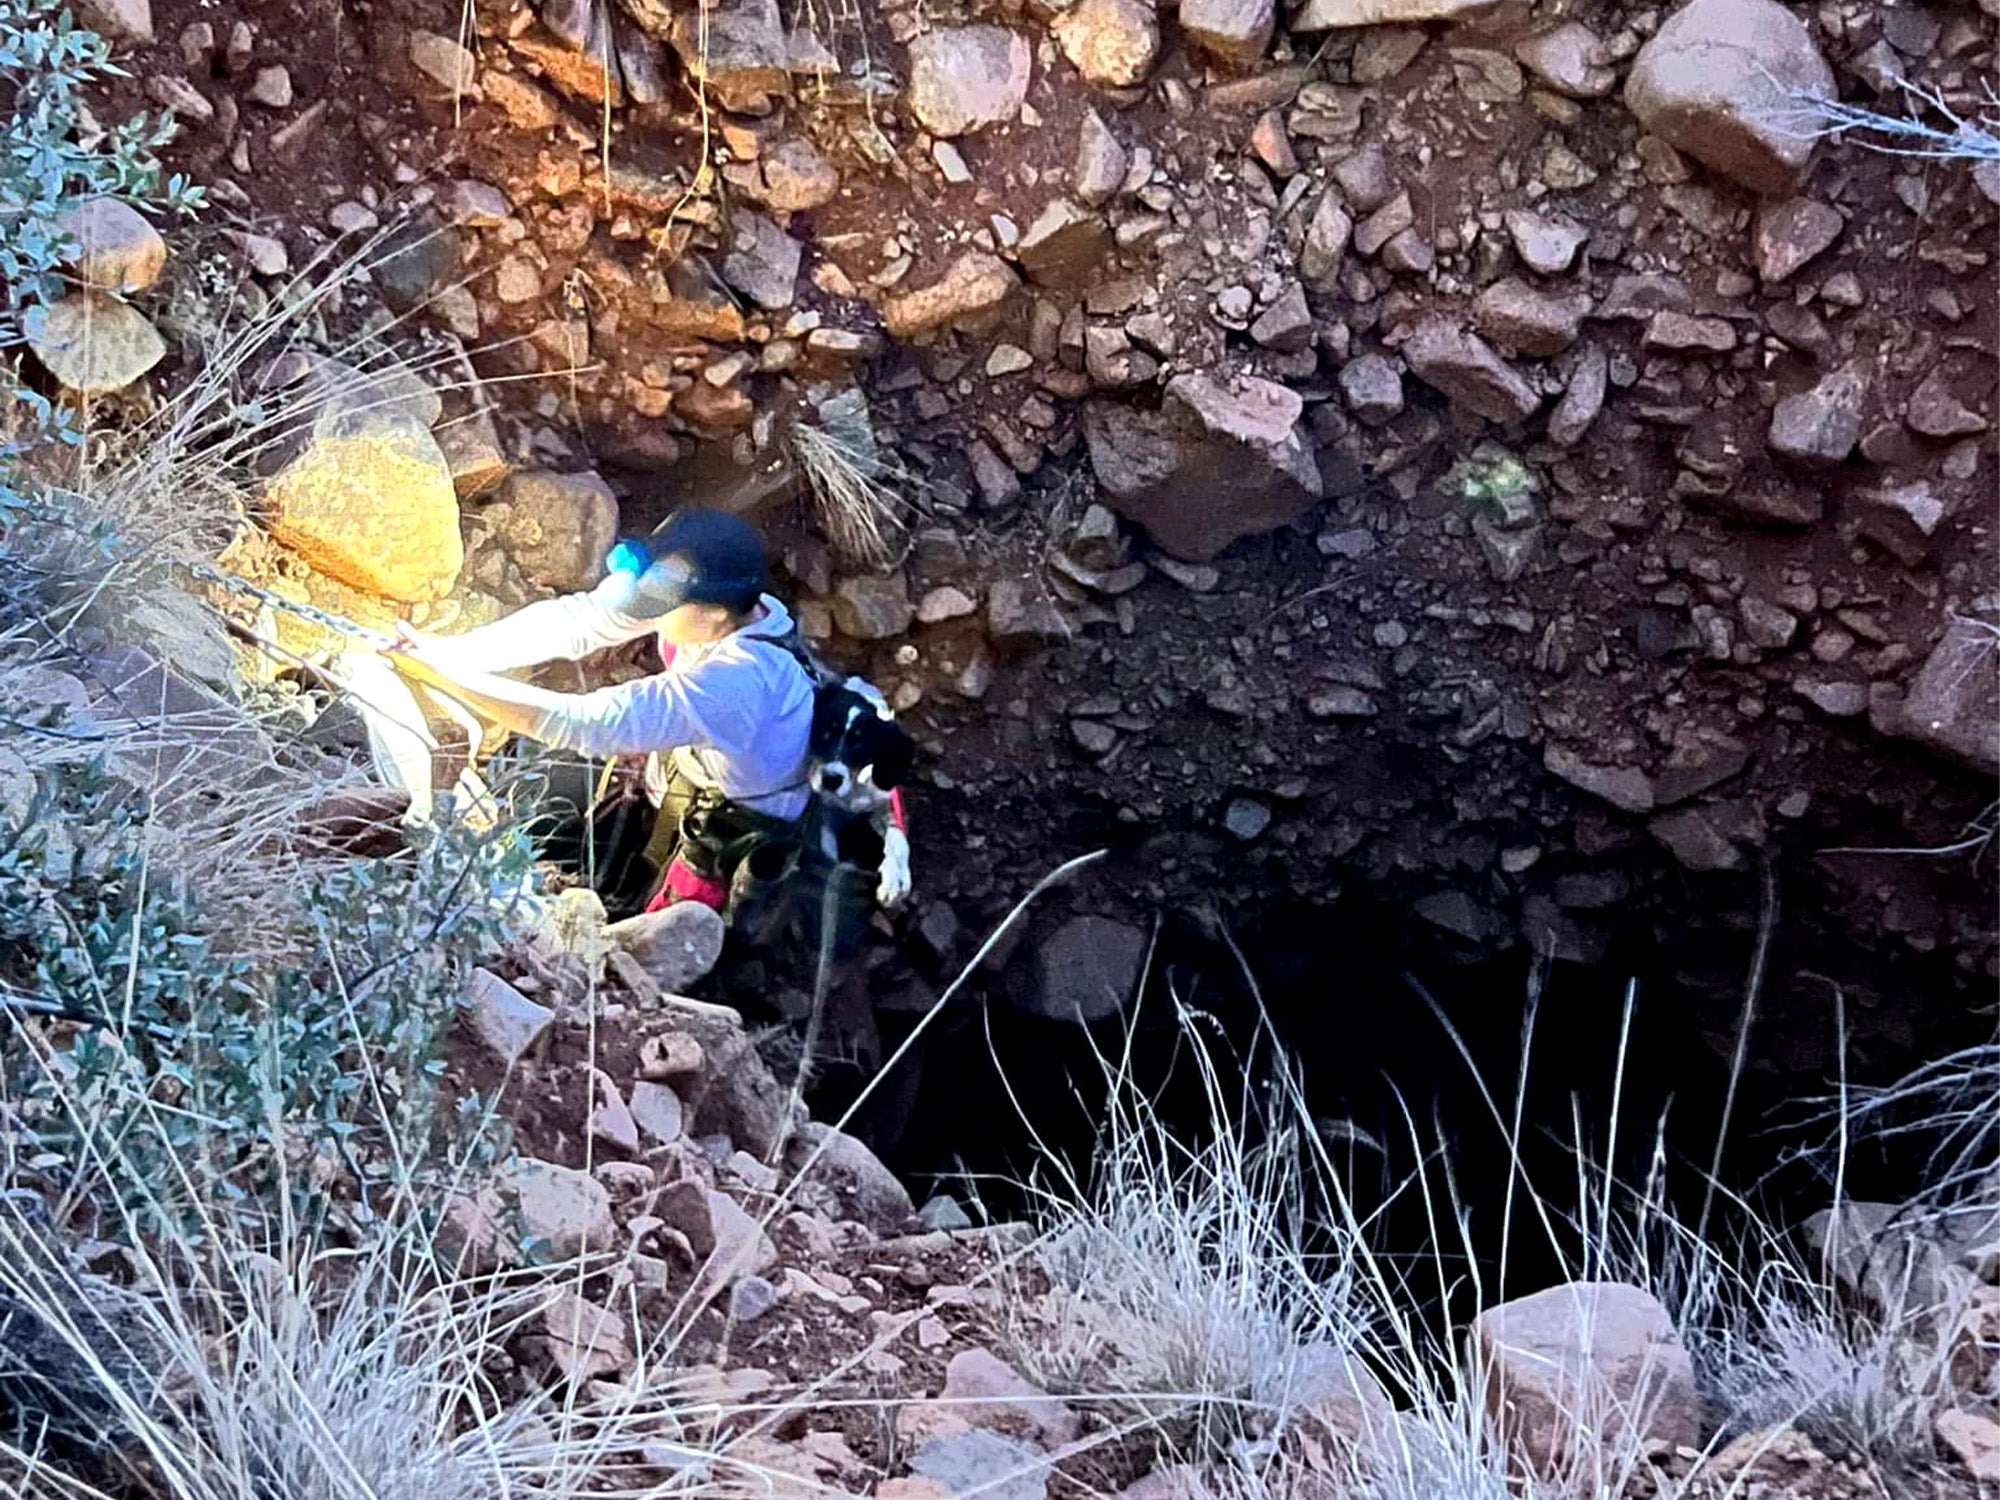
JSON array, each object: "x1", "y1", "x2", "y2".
[{"x1": 786, "y1": 860, "x2": 1992, "y2": 1309}]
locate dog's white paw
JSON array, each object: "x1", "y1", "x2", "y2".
[{"x1": 877, "y1": 825, "x2": 912, "y2": 909}]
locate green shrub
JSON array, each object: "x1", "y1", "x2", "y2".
[{"x1": 0, "y1": 754, "x2": 535, "y2": 1236}]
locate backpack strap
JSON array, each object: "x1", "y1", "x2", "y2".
[{"x1": 742, "y1": 624, "x2": 836, "y2": 690}]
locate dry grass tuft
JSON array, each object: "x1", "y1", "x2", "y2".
[{"x1": 790, "y1": 413, "x2": 915, "y2": 569}]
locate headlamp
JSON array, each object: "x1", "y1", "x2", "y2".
[{"x1": 606, "y1": 539, "x2": 650, "y2": 579}]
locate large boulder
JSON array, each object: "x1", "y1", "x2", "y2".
[
  {"x1": 24, "y1": 293, "x2": 165, "y2": 394},
  {"x1": 1471, "y1": 1282, "x2": 1701, "y2": 1483},
  {"x1": 263, "y1": 372, "x2": 462, "y2": 602},
  {"x1": 783, "y1": 1121, "x2": 915, "y2": 1233},
  {"x1": 906, "y1": 26, "x2": 1031, "y2": 137},
  {"x1": 487, "y1": 470, "x2": 620, "y2": 592},
  {"x1": 1890, "y1": 617, "x2": 2000, "y2": 777},
  {"x1": 1011, "y1": 914, "x2": 1146, "y2": 1022},
  {"x1": 57, "y1": 198, "x2": 166, "y2": 293},
  {"x1": 607, "y1": 901, "x2": 727, "y2": 993},
  {"x1": 1624, "y1": 0, "x2": 1835, "y2": 197},
  {"x1": 1083, "y1": 373, "x2": 1323, "y2": 561}
]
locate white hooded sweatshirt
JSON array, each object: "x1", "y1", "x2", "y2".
[{"x1": 423, "y1": 578, "x2": 817, "y2": 821}]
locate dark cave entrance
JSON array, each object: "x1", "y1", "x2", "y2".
[{"x1": 802, "y1": 859, "x2": 1993, "y2": 1309}]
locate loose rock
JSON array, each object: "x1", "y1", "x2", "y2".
[
  {"x1": 1513, "y1": 21, "x2": 1614, "y2": 98},
  {"x1": 539, "y1": 1292, "x2": 634, "y2": 1381},
  {"x1": 1936, "y1": 1410, "x2": 2000, "y2": 1484},
  {"x1": 832, "y1": 572, "x2": 915, "y2": 639},
  {"x1": 1623, "y1": 0, "x2": 1835, "y2": 196},
  {"x1": 1299, "y1": 192, "x2": 1353, "y2": 290},
  {"x1": 1083, "y1": 373, "x2": 1323, "y2": 560},
  {"x1": 1753, "y1": 197, "x2": 1843, "y2": 283},
  {"x1": 1544, "y1": 745, "x2": 1654, "y2": 814},
  {"x1": 488, "y1": 470, "x2": 621, "y2": 591},
  {"x1": 907, "y1": 1431, "x2": 1050, "y2": 1500},
  {"x1": 1547, "y1": 344, "x2": 1607, "y2": 447},
  {"x1": 372, "y1": 215, "x2": 460, "y2": 315},
  {"x1": 1767, "y1": 365, "x2": 1865, "y2": 469},
  {"x1": 1473, "y1": 278, "x2": 1592, "y2": 357},
  {"x1": 783, "y1": 1121, "x2": 915, "y2": 1234},
  {"x1": 464, "y1": 967, "x2": 553, "y2": 1067},
  {"x1": 1339, "y1": 353, "x2": 1403, "y2": 427},
  {"x1": 1074, "y1": 110, "x2": 1128, "y2": 206},
  {"x1": 1248, "y1": 281, "x2": 1312, "y2": 352},
  {"x1": 906, "y1": 27, "x2": 1031, "y2": 137},
  {"x1": 1051, "y1": 0, "x2": 1158, "y2": 87},
  {"x1": 1014, "y1": 914, "x2": 1145, "y2": 1022},
  {"x1": 1907, "y1": 366, "x2": 1987, "y2": 437},
  {"x1": 882, "y1": 253, "x2": 1019, "y2": 338},
  {"x1": 628, "y1": 1080, "x2": 684, "y2": 1145},
  {"x1": 649, "y1": 0, "x2": 789, "y2": 110},
  {"x1": 1649, "y1": 808, "x2": 1745, "y2": 872},
  {"x1": 1850, "y1": 479, "x2": 1945, "y2": 566},
  {"x1": 1179, "y1": 0, "x2": 1273, "y2": 69},
  {"x1": 56, "y1": 198, "x2": 166, "y2": 294},
  {"x1": 607, "y1": 902, "x2": 727, "y2": 992},
  {"x1": 23, "y1": 293, "x2": 165, "y2": 395},
  {"x1": 1016, "y1": 200, "x2": 1111, "y2": 288},
  {"x1": 1503, "y1": 208, "x2": 1587, "y2": 275},
  {"x1": 505, "y1": 1158, "x2": 615, "y2": 1259},
  {"x1": 1472, "y1": 1282, "x2": 1701, "y2": 1480},
  {"x1": 1291, "y1": 0, "x2": 1501, "y2": 29},
  {"x1": 74, "y1": 0, "x2": 151, "y2": 43},
  {"x1": 1402, "y1": 318, "x2": 1540, "y2": 424},
  {"x1": 721, "y1": 210, "x2": 801, "y2": 311},
  {"x1": 1892, "y1": 616, "x2": 2000, "y2": 776},
  {"x1": 753, "y1": 138, "x2": 840, "y2": 211}
]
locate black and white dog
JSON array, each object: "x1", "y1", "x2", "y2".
[{"x1": 808, "y1": 679, "x2": 915, "y2": 908}]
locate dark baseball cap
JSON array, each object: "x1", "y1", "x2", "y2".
[{"x1": 605, "y1": 509, "x2": 767, "y2": 618}]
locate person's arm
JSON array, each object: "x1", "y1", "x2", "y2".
[
  {"x1": 388, "y1": 649, "x2": 743, "y2": 760},
  {"x1": 413, "y1": 579, "x2": 655, "y2": 675}
]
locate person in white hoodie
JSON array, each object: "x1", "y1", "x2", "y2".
[{"x1": 385, "y1": 508, "x2": 817, "y2": 916}]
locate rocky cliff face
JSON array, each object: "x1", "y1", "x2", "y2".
[{"x1": 46, "y1": 0, "x2": 1999, "y2": 1076}]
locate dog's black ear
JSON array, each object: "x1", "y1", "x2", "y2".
[{"x1": 869, "y1": 719, "x2": 917, "y2": 790}]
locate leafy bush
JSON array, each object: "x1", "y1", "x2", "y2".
[
  {"x1": 0, "y1": 753, "x2": 535, "y2": 1236},
  {"x1": 0, "y1": 0, "x2": 203, "y2": 429}
]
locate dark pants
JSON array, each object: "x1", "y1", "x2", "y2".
[{"x1": 526, "y1": 756, "x2": 804, "y2": 923}]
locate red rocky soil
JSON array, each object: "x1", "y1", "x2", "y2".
[{"x1": 85, "y1": 0, "x2": 2000, "y2": 1084}]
